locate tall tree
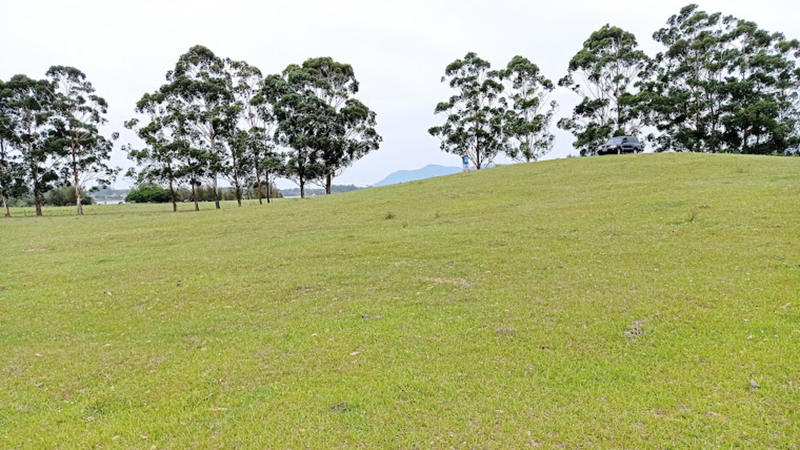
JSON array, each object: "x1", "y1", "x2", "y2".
[
  {"x1": 646, "y1": 5, "x2": 738, "y2": 152},
  {"x1": 429, "y1": 52, "x2": 507, "y2": 169},
  {"x1": 3, "y1": 75, "x2": 60, "y2": 216},
  {"x1": 283, "y1": 58, "x2": 381, "y2": 194},
  {"x1": 723, "y1": 21, "x2": 800, "y2": 154},
  {"x1": 225, "y1": 129, "x2": 252, "y2": 207},
  {"x1": 558, "y1": 25, "x2": 650, "y2": 155},
  {"x1": 0, "y1": 80, "x2": 26, "y2": 217},
  {"x1": 47, "y1": 66, "x2": 117, "y2": 214},
  {"x1": 230, "y1": 60, "x2": 278, "y2": 204},
  {"x1": 162, "y1": 46, "x2": 237, "y2": 209},
  {"x1": 272, "y1": 90, "x2": 328, "y2": 199},
  {"x1": 501, "y1": 56, "x2": 558, "y2": 163},
  {"x1": 125, "y1": 92, "x2": 188, "y2": 212}
]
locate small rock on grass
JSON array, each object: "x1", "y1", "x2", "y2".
[
  {"x1": 361, "y1": 314, "x2": 370, "y2": 320},
  {"x1": 749, "y1": 380, "x2": 761, "y2": 390},
  {"x1": 0, "y1": 286, "x2": 5, "y2": 291}
]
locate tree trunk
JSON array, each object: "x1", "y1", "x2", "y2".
[
  {"x1": 300, "y1": 177, "x2": 305, "y2": 199},
  {"x1": 169, "y1": 177, "x2": 177, "y2": 213},
  {"x1": 212, "y1": 175, "x2": 221, "y2": 209},
  {"x1": 34, "y1": 192, "x2": 43, "y2": 217},
  {"x1": 70, "y1": 130, "x2": 83, "y2": 215},
  {"x1": 235, "y1": 182, "x2": 242, "y2": 207},
  {"x1": 75, "y1": 184, "x2": 83, "y2": 215},
  {"x1": 326, "y1": 173, "x2": 332, "y2": 195},
  {"x1": 265, "y1": 173, "x2": 271, "y2": 204},
  {"x1": 232, "y1": 153, "x2": 242, "y2": 207},
  {"x1": 191, "y1": 184, "x2": 200, "y2": 211},
  {"x1": 256, "y1": 170, "x2": 263, "y2": 205},
  {"x1": 27, "y1": 118, "x2": 42, "y2": 217},
  {"x1": 475, "y1": 120, "x2": 481, "y2": 170},
  {"x1": 209, "y1": 132, "x2": 221, "y2": 209},
  {"x1": 1, "y1": 140, "x2": 9, "y2": 217}
]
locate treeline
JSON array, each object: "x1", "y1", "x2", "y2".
[
  {"x1": 0, "y1": 67, "x2": 118, "y2": 217},
  {"x1": 125, "y1": 183, "x2": 282, "y2": 204},
  {"x1": 280, "y1": 184, "x2": 362, "y2": 197},
  {"x1": 124, "y1": 46, "x2": 381, "y2": 214},
  {"x1": 0, "y1": 46, "x2": 380, "y2": 217},
  {"x1": 431, "y1": 4, "x2": 800, "y2": 166}
]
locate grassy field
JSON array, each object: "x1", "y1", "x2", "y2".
[{"x1": 1, "y1": 153, "x2": 799, "y2": 449}]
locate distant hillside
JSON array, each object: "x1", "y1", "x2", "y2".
[{"x1": 372, "y1": 164, "x2": 464, "y2": 187}]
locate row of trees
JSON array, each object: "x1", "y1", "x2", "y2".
[
  {"x1": 432, "y1": 4, "x2": 800, "y2": 163},
  {"x1": 0, "y1": 68, "x2": 117, "y2": 216},
  {"x1": 125, "y1": 46, "x2": 381, "y2": 213},
  {"x1": 0, "y1": 47, "x2": 381, "y2": 217},
  {"x1": 124, "y1": 183, "x2": 281, "y2": 204}
]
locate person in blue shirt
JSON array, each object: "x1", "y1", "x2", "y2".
[{"x1": 461, "y1": 152, "x2": 471, "y2": 176}]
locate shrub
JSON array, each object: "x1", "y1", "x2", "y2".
[
  {"x1": 45, "y1": 186, "x2": 94, "y2": 206},
  {"x1": 125, "y1": 186, "x2": 172, "y2": 203}
]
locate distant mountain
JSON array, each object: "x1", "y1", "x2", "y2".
[{"x1": 372, "y1": 165, "x2": 464, "y2": 187}]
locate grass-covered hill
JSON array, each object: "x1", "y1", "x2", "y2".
[{"x1": 1, "y1": 153, "x2": 799, "y2": 448}]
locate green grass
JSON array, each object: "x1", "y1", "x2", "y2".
[{"x1": 1, "y1": 153, "x2": 799, "y2": 449}]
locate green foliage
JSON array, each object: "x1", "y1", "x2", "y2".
[
  {"x1": 274, "y1": 58, "x2": 381, "y2": 195},
  {"x1": 558, "y1": 25, "x2": 650, "y2": 155},
  {"x1": 0, "y1": 80, "x2": 29, "y2": 214},
  {"x1": 500, "y1": 56, "x2": 558, "y2": 162},
  {"x1": 125, "y1": 185, "x2": 172, "y2": 203},
  {"x1": 162, "y1": 46, "x2": 239, "y2": 209},
  {"x1": 44, "y1": 185, "x2": 93, "y2": 206},
  {"x1": 429, "y1": 52, "x2": 507, "y2": 169},
  {"x1": 47, "y1": 66, "x2": 118, "y2": 214},
  {"x1": 1, "y1": 74, "x2": 61, "y2": 215},
  {"x1": 644, "y1": 4, "x2": 800, "y2": 154},
  {"x1": 230, "y1": 60, "x2": 282, "y2": 204}
]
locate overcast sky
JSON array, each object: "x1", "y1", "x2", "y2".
[{"x1": 3, "y1": 0, "x2": 799, "y2": 188}]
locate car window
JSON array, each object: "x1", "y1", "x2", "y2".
[{"x1": 607, "y1": 136, "x2": 639, "y2": 145}]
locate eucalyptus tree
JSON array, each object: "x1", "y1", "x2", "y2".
[
  {"x1": 500, "y1": 56, "x2": 558, "y2": 163},
  {"x1": 230, "y1": 60, "x2": 282, "y2": 204},
  {"x1": 272, "y1": 90, "x2": 329, "y2": 199},
  {"x1": 723, "y1": 21, "x2": 800, "y2": 154},
  {"x1": 429, "y1": 52, "x2": 507, "y2": 169},
  {"x1": 125, "y1": 92, "x2": 189, "y2": 212},
  {"x1": 3, "y1": 75, "x2": 60, "y2": 216},
  {"x1": 557, "y1": 25, "x2": 650, "y2": 155},
  {"x1": 0, "y1": 80, "x2": 28, "y2": 217},
  {"x1": 225, "y1": 129, "x2": 253, "y2": 207},
  {"x1": 646, "y1": 5, "x2": 739, "y2": 152},
  {"x1": 46, "y1": 66, "x2": 117, "y2": 214},
  {"x1": 162, "y1": 46, "x2": 237, "y2": 209},
  {"x1": 282, "y1": 57, "x2": 381, "y2": 194}
]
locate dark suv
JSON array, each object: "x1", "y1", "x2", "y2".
[{"x1": 597, "y1": 136, "x2": 642, "y2": 155}]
